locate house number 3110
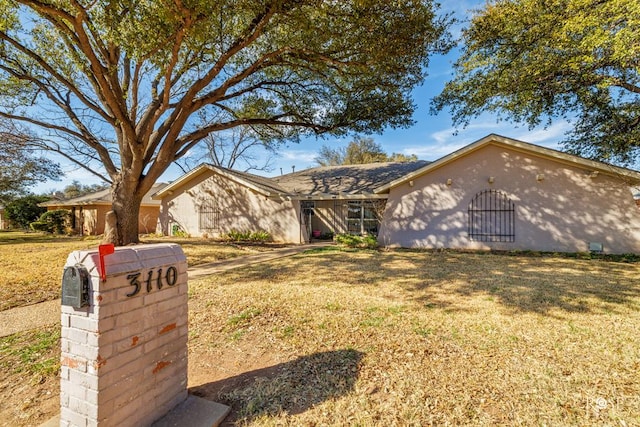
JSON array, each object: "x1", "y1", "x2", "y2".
[{"x1": 126, "y1": 266, "x2": 178, "y2": 297}]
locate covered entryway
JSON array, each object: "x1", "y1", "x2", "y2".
[{"x1": 299, "y1": 198, "x2": 386, "y2": 242}]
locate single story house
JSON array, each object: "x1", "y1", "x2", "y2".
[
  {"x1": 153, "y1": 134, "x2": 640, "y2": 254},
  {"x1": 41, "y1": 183, "x2": 166, "y2": 236}
]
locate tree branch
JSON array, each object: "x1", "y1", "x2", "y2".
[
  {"x1": 148, "y1": 1, "x2": 278, "y2": 161},
  {"x1": 0, "y1": 31, "x2": 111, "y2": 123},
  {"x1": 173, "y1": 115, "x2": 333, "y2": 159}
]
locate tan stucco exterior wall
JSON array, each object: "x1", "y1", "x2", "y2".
[
  {"x1": 0, "y1": 209, "x2": 7, "y2": 230},
  {"x1": 46, "y1": 204, "x2": 159, "y2": 236},
  {"x1": 139, "y1": 205, "x2": 160, "y2": 234},
  {"x1": 379, "y1": 144, "x2": 640, "y2": 254},
  {"x1": 84, "y1": 207, "x2": 101, "y2": 235},
  {"x1": 158, "y1": 172, "x2": 303, "y2": 243}
]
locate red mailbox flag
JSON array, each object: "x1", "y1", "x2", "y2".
[{"x1": 98, "y1": 244, "x2": 115, "y2": 281}]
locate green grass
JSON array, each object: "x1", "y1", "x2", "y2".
[
  {"x1": 0, "y1": 326, "x2": 60, "y2": 378},
  {"x1": 227, "y1": 307, "x2": 263, "y2": 327}
]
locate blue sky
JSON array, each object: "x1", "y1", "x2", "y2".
[
  {"x1": 32, "y1": 0, "x2": 574, "y2": 192},
  {"x1": 270, "y1": 50, "x2": 572, "y2": 177}
]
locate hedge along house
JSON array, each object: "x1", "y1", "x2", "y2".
[
  {"x1": 377, "y1": 134, "x2": 640, "y2": 253},
  {"x1": 152, "y1": 161, "x2": 428, "y2": 243},
  {"x1": 40, "y1": 183, "x2": 166, "y2": 236}
]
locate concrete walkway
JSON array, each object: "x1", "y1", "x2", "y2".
[{"x1": 0, "y1": 243, "x2": 330, "y2": 338}]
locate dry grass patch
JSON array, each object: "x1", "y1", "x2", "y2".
[
  {"x1": 1, "y1": 243, "x2": 639, "y2": 426},
  {"x1": 188, "y1": 249, "x2": 640, "y2": 426},
  {"x1": 0, "y1": 231, "x2": 279, "y2": 310},
  {"x1": 0, "y1": 232, "x2": 101, "y2": 310},
  {"x1": 0, "y1": 326, "x2": 60, "y2": 425}
]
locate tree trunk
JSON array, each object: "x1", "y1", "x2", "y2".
[{"x1": 103, "y1": 179, "x2": 144, "y2": 246}]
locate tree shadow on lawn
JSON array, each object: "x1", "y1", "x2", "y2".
[
  {"x1": 232, "y1": 250, "x2": 640, "y2": 317},
  {"x1": 407, "y1": 254, "x2": 640, "y2": 316},
  {"x1": 190, "y1": 349, "x2": 364, "y2": 425}
]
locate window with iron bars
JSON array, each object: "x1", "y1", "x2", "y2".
[
  {"x1": 468, "y1": 189, "x2": 515, "y2": 242},
  {"x1": 199, "y1": 203, "x2": 220, "y2": 231}
]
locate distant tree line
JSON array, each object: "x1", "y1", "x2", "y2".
[{"x1": 315, "y1": 137, "x2": 418, "y2": 166}]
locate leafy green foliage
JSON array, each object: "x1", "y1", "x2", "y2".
[
  {"x1": 334, "y1": 233, "x2": 378, "y2": 249},
  {"x1": 316, "y1": 136, "x2": 418, "y2": 166},
  {"x1": 30, "y1": 209, "x2": 71, "y2": 234},
  {"x1": 433, "y1": 0, "x2": 640, "y2": 164},
  {"x1": 0, "y1": 1, "x2": 451, "y2": 244},
  {"x1": 4, "y1": 195, "x2": 49, "y2": 229},
  {"x1": 222, "y1": 229, "x2": 272, "y2": 242},
  {"x1": 171, "y1": 224, "x2": 190, "y2": 238}
]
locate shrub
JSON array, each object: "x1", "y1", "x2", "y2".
[
  {"x1": 171, "y1": 224, "x2": 189, "y2": 237},
  {"x1": 320, "y1": 231, "x2": 334, "y2": 240},
  {"x1": 4, "y1": 195, "x2": 49, "y2": 229},
  {"x1": 30, "y1": 209, "x2": 71, "y2": 234},
  {"x1": 249, "y1": 230, "x2": 271, "y2": 242},
  {"x1": 334, "y1": 233, "x2": 378, "y2": 249},
  {"x1": 223, "y1": 229, "x2": 272, "y2": 242}
]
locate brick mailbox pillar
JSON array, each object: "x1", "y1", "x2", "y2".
[{"x1": 60, "y1": 243, "x2": 188, "y2": 426}]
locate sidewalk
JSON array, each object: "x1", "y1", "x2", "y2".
[{"x1": 0, "y1": 243, "x2": 330, "y2": 338}]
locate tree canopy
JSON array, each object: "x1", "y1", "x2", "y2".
[
  {"x1": 315, "y1": 136, "x2": 418, "y2": 166},
  {"x1": 432, "y1": 0, "x2": 640, "y2": 164},
  {"x1": 0, "y1": 0, "x2": 451, "y2": 244},
  {"x1": 4, "y1": 195, "x2": 49, "y2": 229},
  {"x1": 0, "y1": 121, "x2": 62, "y2": 203}
]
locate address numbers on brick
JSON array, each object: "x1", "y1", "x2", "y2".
[{"x1": 126, "y1": 266, "x2": 178, "y2": 297}]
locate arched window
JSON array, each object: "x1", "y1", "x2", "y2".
[{"x1": 468, "y1": 190, "x2": 515, "y2": 242}]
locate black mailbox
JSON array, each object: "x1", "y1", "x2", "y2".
[{"x1": 61, "y1": 264, "x2": 91, "y2": 308}]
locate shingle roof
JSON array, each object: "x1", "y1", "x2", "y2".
[
  {"x1": 153, "y1": 161, "x2": 430, "y2": 200},
  {"x1": 41, "y1": 183, "x2": 167, "y2": 207},
  {"x1": 272, "y1": 161, "x2": 429, "y2": 196}
]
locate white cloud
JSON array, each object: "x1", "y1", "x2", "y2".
[
  {"x1": 430, "y1": 121, "x2": 502, "y2": 145},
  {"x1": 279, "y1": 149, "x2": 318, "y2": 163},
  {"x1": 510, "y1": 121, "x2": 572, "y2": 148},
  {"x1": 405, "y1": 141, "x2": 464, "y2": 160},
  {"x1": 398, "y1": 118, "x2": 573, "y2": 162}
]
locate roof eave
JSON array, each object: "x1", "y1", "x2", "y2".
[
  {"x1": 291, "y1": 193, "x2": 388, "y2": 200},
  {"x1": 375, "y1": 134, "x2": 640, "y2": 192}
]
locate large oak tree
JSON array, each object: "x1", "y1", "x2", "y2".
[
  {"x1": 433, "y1": 0, "x2": 640, "y2": 165},
  {"x1": 0, "y1": 0, "x2": 450, "y2": 245}
]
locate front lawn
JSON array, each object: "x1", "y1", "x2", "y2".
[
  {"x1": 1, "y1": 234, "x2": 638, "y2": 425},
  {"x1": 0, "y1": 231, "x2": 279, "y2": 310},
  {"x1": 187, "y1": 249, "x2": 640, "y2": 425}
]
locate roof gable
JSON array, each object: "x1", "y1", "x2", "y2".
[
  {"x1": 375, "y1": 134, "x2": 640, "y2": 193},
  {"x1": 152, "y1": 164, "x2": 290, "y2": 199}
]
